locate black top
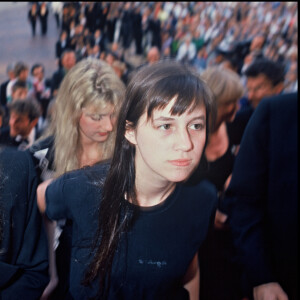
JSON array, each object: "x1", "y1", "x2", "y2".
[
  {"x1": 0, "y1": 148, "x2": 48, "y2": 298},
  {"x1": 45, "y1": 162, "x2": 218, "y2": 299},
  {"x1": 187, "y1": 107, "x2": 253, "y2": 193}
]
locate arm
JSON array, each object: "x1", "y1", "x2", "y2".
[
  {"x1": 36, "y1": 179, "x2": 59, "y2": 300},
  {"x1": 37, "y1": 178, "x2": 53, "y2": 214},
  {"x1": 183, "y1": 253, "x2": 200, "y2": 300}
]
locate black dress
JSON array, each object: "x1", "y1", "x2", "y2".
[{"x1": 186, "y1": 107, "x2": 253, "y2": 300}]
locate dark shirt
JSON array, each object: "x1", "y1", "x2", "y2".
[
  {"x1": 45, "y1": 162, "x2": 217, "y2": 299},
  {"x1": 187, "y1": 107, "x2": 253, "y2": 194}
]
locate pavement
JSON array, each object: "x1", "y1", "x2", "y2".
[
  {"x1": 0, "y1": 2, "x2": 145, "y2": 84},
  {"x1": 0, "y1": 2, "x2": 58, "y2": 83}
]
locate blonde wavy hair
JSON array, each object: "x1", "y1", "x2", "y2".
[{"x1": 44, "y1": 58, "x2": 125, "y2": 177}]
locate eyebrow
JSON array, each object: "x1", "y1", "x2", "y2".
[{"x1": 153, "y1": 115, "x2": 206, "y2": 122}]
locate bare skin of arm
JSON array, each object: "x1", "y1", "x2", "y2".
[
  {"x1": 37, "y1": 179, "x2": 59, "y2": 300},
  {"x1": 183, "y1": 253, "x2": 200, "y2": 300}
]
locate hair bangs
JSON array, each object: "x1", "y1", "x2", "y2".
[{"x1": 146, "y1": 74, "x2": 204, "y2": 119}]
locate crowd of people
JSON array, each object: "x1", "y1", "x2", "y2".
[{"x1": 0, "y1": 2, "x2": 298, "y2": 300}]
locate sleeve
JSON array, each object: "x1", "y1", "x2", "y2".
[
  {"x1": 0, "y1": 150, "x2": 48, "y2": 297},
  {"x1": 45, "y1": 175, "x2": 70, "y2": 220},
  {"x1": 222, "y1": 99, "x2": 275, "y2": 288}
]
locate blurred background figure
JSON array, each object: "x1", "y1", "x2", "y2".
[
  {"x1": 27, "y1": 2, "x2": 39, "y2": 37},
  {"x1": 0, "y1": 98, "x2": 42, "y2": 150},
  {"x1": 38, "y1": 2, "x2": 49, "y2": 37},
  {"x1": 0, "y1": 147, "x2": 49, "y2": 299}
]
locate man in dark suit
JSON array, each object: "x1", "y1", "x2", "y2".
[
  {"x1": 0, "y1": 98, "x2": 42, "y2": 150},
  {"x1": 0, "y1": 147, "x2": 49, "y2": 298},
  {"x1": 0, "y1": 63, "x2": 15, "y2": 108},
  {"x1": 222, "y1": 92, "x2": 298, "y2": 300},
  {"x1": 51, "y1": 49, "x2": 76, "y2": 98}
]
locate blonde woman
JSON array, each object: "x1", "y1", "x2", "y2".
[{"x1": 29, "y1": 57, "x2": 125, "y2": 299}]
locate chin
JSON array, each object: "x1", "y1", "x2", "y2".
[{"x1": 167, "y1": 170, "x2": 193, "y2": 183}]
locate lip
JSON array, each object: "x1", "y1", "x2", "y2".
[
  {"x1": 168, "y1": 159, "x2": 192, "y2": 166},
  {"x1": 98, "y1": 132, "x2": 109, "y2": 136}
]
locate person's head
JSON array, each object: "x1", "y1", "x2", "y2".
[
  {"x1": 147, "y1": 46, "x2": 160, "y2": 64},
  {"x1": 60, "y1": 49, "x2": 77, "y2": 71},
  {"x1": 201, "y1": 66, "x2": 244, "y2": 131},
  {"x1": 14, "y1": 61, "x2": 29, "y2": 81},
  {"x1": 31, "y1": 63, "x2": 45, "y2": 82},
  {"x1": 6, "y1": 63, "x2": 15, "y2": 80},
  {"x1": 245, "y1": 58, "x2": 285, "y2": 108},
  {"x1": 105, "y1": 52, "x2": 116, "y2": 66},
  {"x1": 8, "y1": 98, "x2": 41, "y2": 138},
  {"x1": 47, "y1": 58, "x2": 125, "y2": 176},
  {"x1": 60, "y1": 30, "x2": 68, "y2": 41},
  {"x1": 250, "y1": 34, "x2": 266, "y2": 52},
  {"x1": 11, "y1": 80, "x2": 28, "y2": 101},
  {"x1": 94, "y1": 29, "x2": 101, "y2": 39},
  {"x1": 112, "y1": 60, "x2": 126, "y2": 79},
  {"x1": 83, "y1": 60, "x2": 215, "y2": 294},
  {"x1": 122, "y1": 61, "x2": 215, "y2": 184}
]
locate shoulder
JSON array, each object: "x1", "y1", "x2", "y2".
[
  {"x1": 0, "y1": 126, "x2": 10, "y2": 141},
  {"x1": 29, "y1": 136, "x2": 54, "y2": 153},
  {"x1": 0, "y1": 147, "x2": 37, "y2": 185},
  {"x1": 181, "y1": 180, "x2": 218, "y2": 210},
  {"x1": 53, "y1": 160, "x2": 111, "y2": 191}
]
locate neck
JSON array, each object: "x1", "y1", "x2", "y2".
[
  {"x1": 134, "y1": 154, "x2": 176, "y2": 207},
  {"x1": 78, "y1": 138, "x2": 103, "y2": 168},
  {"x1": 205, "y1": 122, "x2": 229, "y2": 161}
]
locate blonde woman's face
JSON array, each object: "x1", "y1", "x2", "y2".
[{"x1": 79, "y1": 103, "x2": 116, "y2": 144}]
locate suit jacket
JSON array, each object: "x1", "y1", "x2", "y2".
[
  {"x1": 0, "y1": 126, "x2": 40, "y2": 150},
  {"x1": 51, "y1": 67, "x2": 66, "y2": 96},
  {"x1": 0, "y1": 80, "x2": 9, "y2": 107},
  {"x1": 223, "y1": 92, "x2": 298, "y2": 299},
  {"x1": 0, "y1": 148, "x2": 48, "y2": 298}
]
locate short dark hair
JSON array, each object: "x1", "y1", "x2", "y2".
[
  {"x1": 0, "y1": 105, "x2": 5, "y2": 118},
  {"x1": 8, "y1": 98, "x2": 41, "y2": 121},
  {"x1": 14, "y1": 61, "x2": 28, "y2": 77},
  {"x1": 245, "y1": 58, "x2": 285, "y2": 86},
  {"x1": 31, "y1": 63, "x2": 44, "y2": 75},
  {"x1": 12, "y1": 80, "x2": 27, "y2": 93}
]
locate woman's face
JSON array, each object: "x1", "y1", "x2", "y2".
[
  {"x1": 79, "y1": 103, "x2": 116, "y2": 144},
  {"x1": 126, "y1": 98, "x2": 207, "y2": 184}
]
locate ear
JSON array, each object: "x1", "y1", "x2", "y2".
[
  {"x1": 274, "y1": 82, "x2": 284, "y2": 94},
  {"x1": 124, "y1": 120, "x2": 137, "y2": 145},
  {"x1": 30, "y1": 118, "x2": 39, "y2": 129}
]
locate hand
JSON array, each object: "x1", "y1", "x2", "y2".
[
  {"x1": 253, "y1": 282, "x2": 288, "y2": 300},
  {"x1": 40, "y1": 276, "x2": 58, "y2": 300},
  {"x1": 214, "y1": 209, "x2": 228, "y2": 230}
]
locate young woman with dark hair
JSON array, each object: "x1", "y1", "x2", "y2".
[{"x1": 37, "y1": 60, "x2": 218, "y2": 299}]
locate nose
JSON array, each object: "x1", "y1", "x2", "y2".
[
  {"x1": 102, "y1": 116, "x2": 114, "y2": 132},
  {"x1": 9, "y1": 116, "x2": 17, "y2": 127},
  {"x1": 247, "y1": 89, "x2": 254, "y2": 102},
  {"x1": 174, "y1": 128, "x2": 193, "y2": 152}
]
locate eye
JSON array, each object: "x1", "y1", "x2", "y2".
[
  {"x1": 189, "y1": 123, "x2": 205, "y2": 130},
  {"x1": 159, "y1": 124, "x2": 171, "y2": 130},
  {"x1": 90, "y1": 114, "x2": 103, "y2": 121}
]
